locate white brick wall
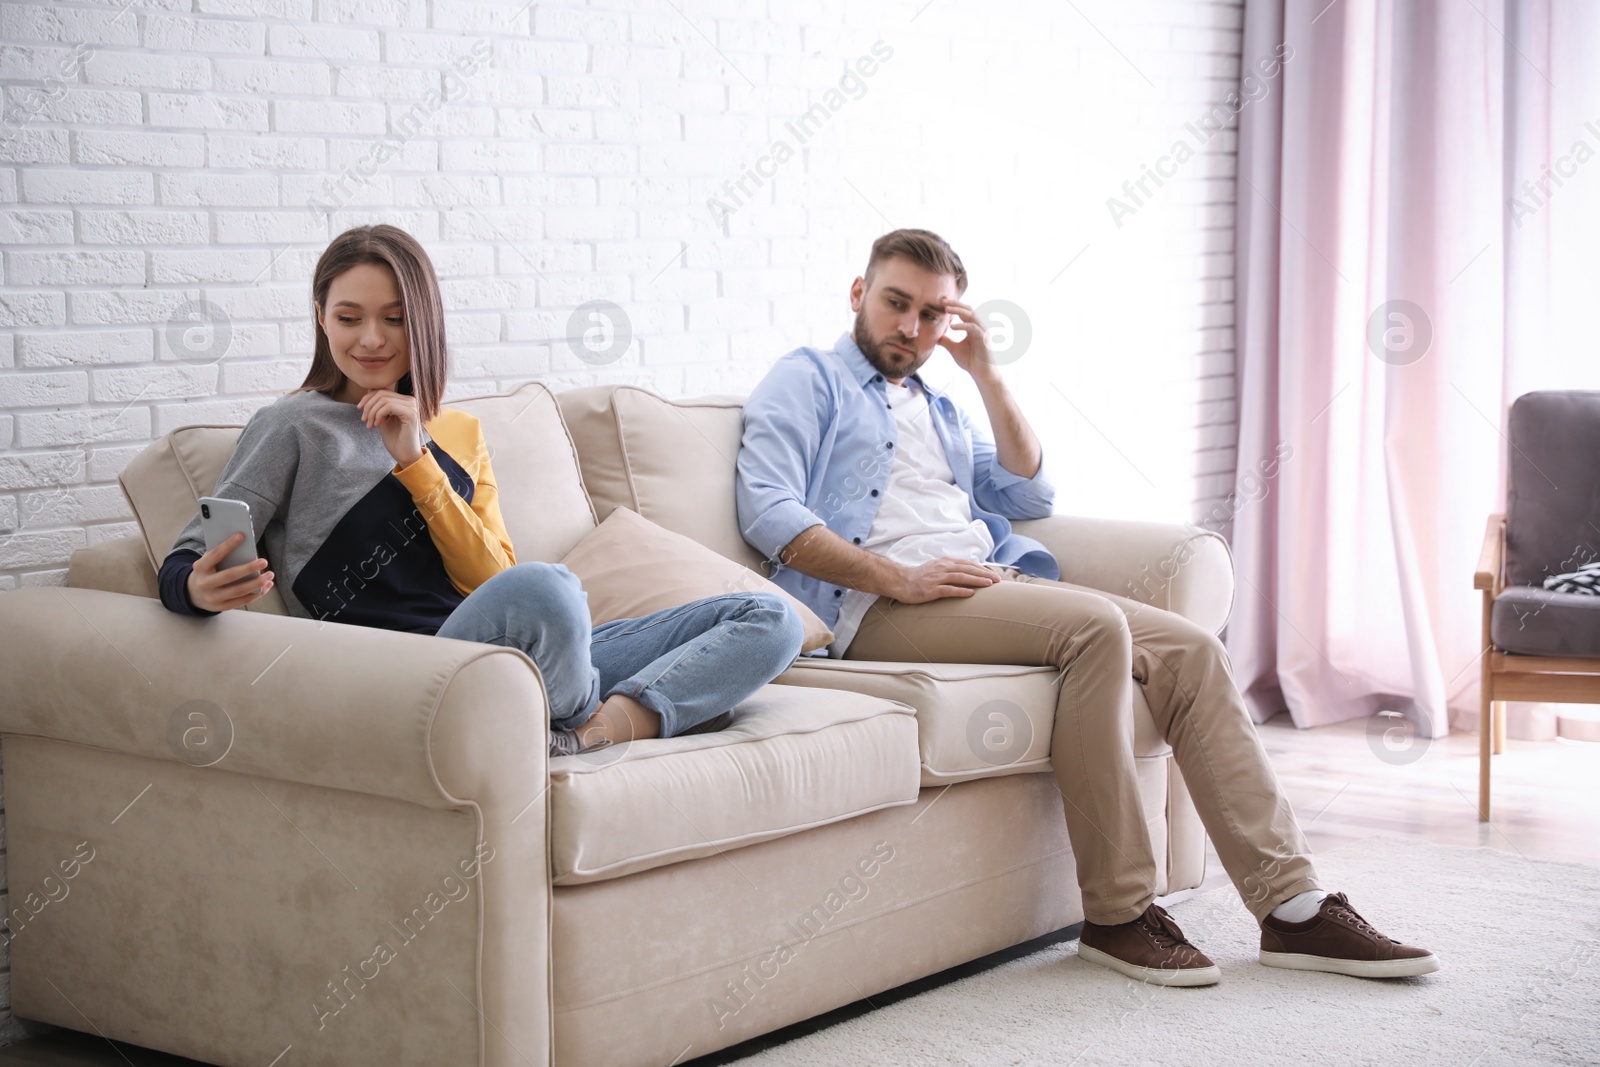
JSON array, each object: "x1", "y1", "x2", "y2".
[{"x1": 0, "y1": 0, "x2": 1244, "y2": 1042}]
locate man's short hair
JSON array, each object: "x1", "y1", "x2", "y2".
[{"x1": 863, "y1": 228, "x2": 968, "y2": 295}]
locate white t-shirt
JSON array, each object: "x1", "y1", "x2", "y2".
[{"x1": 828, "y1": 378, "x2": 995, "y2": 657}]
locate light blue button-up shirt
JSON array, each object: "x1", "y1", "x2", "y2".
[{"x1": 736, "y1": 332, "x2": 1060, "y2": 634}]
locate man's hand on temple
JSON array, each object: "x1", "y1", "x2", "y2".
[
  {"x1": 937, "y1": 297, "x2": 1043, "y2": 480},
  {"x1": 935, "y1": 299, "x2": 998, "y2": 381}
]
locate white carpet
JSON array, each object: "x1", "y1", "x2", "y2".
[{"x1": 741, "y1": 837, "x2": 1600, "y2": 1066}]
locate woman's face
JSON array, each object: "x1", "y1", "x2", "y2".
[{"x1": 319, "y1": 262, "x2": 412, "y2": 403}]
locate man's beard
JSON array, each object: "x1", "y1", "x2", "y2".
[{"x1": 853, "y1": 310, "x2": 928, "y2": 381}]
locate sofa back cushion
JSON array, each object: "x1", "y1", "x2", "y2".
[
  {"x1": 118, "y1": 424, "x2": 290, "y2": 615},
  {"x1": 558, "y1": 385, "x2": 764, "y2": 570},
  {"x1": 452, "y1": 381, "x2": 597, "y2": 561},
  {"x1": 117, "y1": 383, "x2": 594, "y2": 615},
  {"x1": 1505, "y1": 390, "x2": 1600, "y2": 587},
  {"x1": 120, "y1": 424, "x2": 248, "y2": 577}
]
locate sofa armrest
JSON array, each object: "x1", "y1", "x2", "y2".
[
  {"x1": 66, "y1": 535, "x2": 160, "y2": 599},
  {"x1": 1012, "y1": 514, "x2": 1235, "y2": 634},
  {"x1": 68, "y1": 534, "x2": 292, "y2": 614},
  {"x1": 0, "y1": 586, "x2": 557, "y2": 1066},
  {"x1": 0, "y1": 586, "x2": 549, "y2": 811},
  {"x1": 1475, "y1": 513, "x2": 1505, "y2": 594}
]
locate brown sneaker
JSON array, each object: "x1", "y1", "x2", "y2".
[
  {"x1": 1260, "y1": 892, "x2": 1439, "y2": 978},
  {"x1": 1078, "y1": 903, "x2": 1221, "y2": 987}
]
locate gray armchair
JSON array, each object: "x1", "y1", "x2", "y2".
[{"x1": 1476, "y1": 390, "x2": 1600, "y2": 821}]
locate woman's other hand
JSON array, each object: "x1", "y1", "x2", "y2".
[{"x1": 357, "y1": 388, "x2": 425, "y2": 469}]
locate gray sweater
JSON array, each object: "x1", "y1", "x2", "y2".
[{"x1": 159, "y1": 389, "x2": 515, "y2": 635}]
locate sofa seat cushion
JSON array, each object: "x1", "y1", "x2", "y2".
[
  {"x1": 773, "y1": 659, "x2": 1171, "y2": 786},
  {"x1": 1491, "y1": 585, "x2": 1600, "y2": 658},
  {"x1": 549, "y1": 684, "x2": 920, "y2": 885}
]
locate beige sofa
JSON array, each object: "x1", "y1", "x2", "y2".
[{"x1": 0, "y1": 381, "x2": 1234, "y2": 1067}]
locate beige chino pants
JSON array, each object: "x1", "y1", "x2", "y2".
[{"x1": 845, "y1": 568, "x2": 1318, "y2": 925}]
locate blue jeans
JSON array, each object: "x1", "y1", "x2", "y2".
[{"x1": 434, "y1": 562, "x2": 804, "y2": 738}]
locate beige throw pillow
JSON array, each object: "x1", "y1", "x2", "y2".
[{"x1": 558, "y1": 506, "x2": 832, "y2": 653}]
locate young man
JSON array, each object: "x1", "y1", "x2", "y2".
[{"x1": 735, "y1": 228, "x2": 1437, "y2": 986}]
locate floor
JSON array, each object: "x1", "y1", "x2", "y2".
[
  {"x1": 1226, "y1": 711, "x2": 1600, "y2": 881},
  {"x1": 2, "y1": 714, "x2": 1596, "y2": 1066}
]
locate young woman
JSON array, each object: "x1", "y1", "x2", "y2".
[{"x1": 159, "y1": 224, "x2": 803, "y2": 755}]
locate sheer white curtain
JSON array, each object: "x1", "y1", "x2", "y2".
[{"x1": 1229, "y1": 0, "x2": 1600, "y2": 735}]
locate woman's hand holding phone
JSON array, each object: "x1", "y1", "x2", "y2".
[
  {"x1": 356, "y1": 388, "x2": 424, "y2": 469},
  {"x1": 186, "y1": 533, "x2": 275, "y2": 613}
]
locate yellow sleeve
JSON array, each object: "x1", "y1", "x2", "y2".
[{"x1": 392, "y1": 410, "x2": 516, "y2": 597}]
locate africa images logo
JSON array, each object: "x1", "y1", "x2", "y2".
[
  {"x1": 1105, "y1": 43, "x2": 1293, "y2": 229},
  {"x1": 706, "y1": 41, "x2": 895, "y2": 226}
]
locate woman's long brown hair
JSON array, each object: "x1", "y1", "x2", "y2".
[{"x1": 298, "y1": 225, "x2": 448, "y2": 422}]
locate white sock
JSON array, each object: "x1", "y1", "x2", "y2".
[{"x1": 1269, "y1": 889, "x2": 1330, "y2": 924}]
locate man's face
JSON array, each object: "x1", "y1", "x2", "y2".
[{"x1": 850, "y1": 256, "x2": 961, "y2": 382}]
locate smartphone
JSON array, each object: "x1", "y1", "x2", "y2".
[{"x1": 198, "y1": 496, "x2": 261, "y2": 584}]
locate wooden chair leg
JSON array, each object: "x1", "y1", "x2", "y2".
[
  {"x1": 1479, "y1": 686, "x2": 1492, "y2": 822},
  {"x1": 1493, "y1": 700, "x2": 1507, "y2": 754},
  {"x1": 1478, "y1": 588, "x2": 1496, "y2": 822}
]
